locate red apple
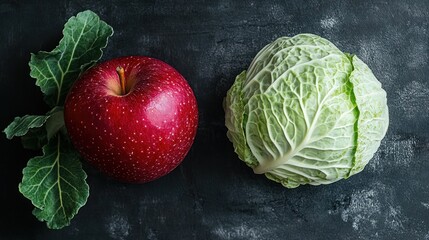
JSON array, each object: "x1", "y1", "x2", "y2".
[{"x1": 64, "y1": 56, "x2": 198, "y2": 183}]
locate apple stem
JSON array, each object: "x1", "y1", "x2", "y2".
[{"x1": 116, "y1": 66, "x2": 126, "y2": 95}]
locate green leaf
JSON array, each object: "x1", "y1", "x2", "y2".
[
  {"x1": 6, "y1": 10, "x2": 113, "y2": 230},
  {"x1": 45, "y1": 107, "x2": 65, "y2": 140},
  {"x1": 4, "y1": 115, "x2": 50, "y2": 139},
  {"x1": 4, "y1": 107, "x2": 66, "y2": 149},
  {"x1": 21, "y1": 127, "x2": 48, "y2": 150},
  {"x1": 29, "y1": 10, "x2": 113, "y2": 107},
  {"x1": 19, "y1": 134, "x2": 89, "y2": 229}
]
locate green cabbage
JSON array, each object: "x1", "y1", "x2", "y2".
[{"x1": 224, "y1": 34, "x2": 389, "y2": 188}]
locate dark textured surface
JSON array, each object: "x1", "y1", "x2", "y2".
[{"x1": 1, "y1": 0, "x2": 428, "y2": 239}]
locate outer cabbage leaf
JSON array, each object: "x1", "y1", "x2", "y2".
[
  {"x1": 242, "y1": 34, "x2": 344, "y2": 102},
  {"x1": 349, "y1": 56, "x2": 389, "y2": 175},
  {"x1": 224, "y1": 71, "x2": 257, "y2": 167}
]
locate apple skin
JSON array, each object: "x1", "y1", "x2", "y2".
[{"x1": 64, "y1": 56, "x2": 198, "y2": 183}]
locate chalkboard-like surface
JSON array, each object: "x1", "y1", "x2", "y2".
[{"x1": 1, "y1": 1, "x2": 428, "y2": 239}]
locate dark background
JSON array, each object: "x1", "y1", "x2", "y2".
[{"x1": 1, "y1": 0, "x2": 428, "y2": 239}]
